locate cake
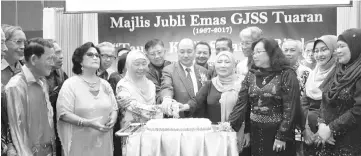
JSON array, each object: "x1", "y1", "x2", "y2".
[{"x1": 145, "y1": 118, "x2": 212, "y2": 131}]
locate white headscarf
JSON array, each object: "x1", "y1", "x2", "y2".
[
  {"x1": 125, "y1": 50, "x2": 149, "y2": 79},
  {"x1": 122, "y1": 50, "x2": 154, "y2": 103},
  {"x1": 305, "y1": 35, "x2": 337, "y2": 100}
]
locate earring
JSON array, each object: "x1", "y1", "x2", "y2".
[{"x1": 81, "y1": 66, "x2": 83, "y2": 71}]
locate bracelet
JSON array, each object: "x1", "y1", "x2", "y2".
[
  {"x1": 78, "y1": 118, "x2": 85, "y2": 127},
  {"x1": 80, "y1": 118, "x2": 84, "y2": 127}
]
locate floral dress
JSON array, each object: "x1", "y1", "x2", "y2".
[{"x1": 116, "y1": 76, "x2": 163, "y2": 156}]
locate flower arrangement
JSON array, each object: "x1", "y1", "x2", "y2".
[
  {"x1": 217, "y1": 122, "x2": 233, "y2": 132},
  {"x1": 199, "y1": 71, "x2": 208, "y2": 86}
]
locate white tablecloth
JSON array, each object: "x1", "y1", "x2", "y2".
[{"x1": 123, "y1": 130, "x2": 238, "y2": 156}]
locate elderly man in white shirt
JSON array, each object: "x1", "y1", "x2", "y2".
[{"x1": 236, "y1": 27, "x2": 263, "y2": 77}]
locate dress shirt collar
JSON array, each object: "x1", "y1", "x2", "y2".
[
  {"x1": 1, "y1": 59, "x2": 10, "y2": 71},
  {"x1": 180, "y1": 62, "x2": 195, "y2": 73},
  {"x1": 1, "y1": 59, "x2": 22, "y2": 73},
  {"x1": 22, "y1": 65, "x2": 39, "y2": 84}
]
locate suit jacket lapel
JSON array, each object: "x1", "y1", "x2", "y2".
[
  {"x1": 194, "y1": 65, "x2": 202, "y2": 90},
  {"x1": 176, "y1": 62, "x2": 195, "y2": 97}
]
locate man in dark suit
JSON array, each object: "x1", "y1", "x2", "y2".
[
  {"x1": 160, "y1": 38, "x2": 208, "y2": 118},
  {"x1": 144, "y1": 39, "x2": 172, "y2": 103}
]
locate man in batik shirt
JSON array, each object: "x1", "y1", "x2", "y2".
[
  {"x1": 5, "y1": 38, "x2": 56, "y2": 156},
  {"x1": 282, "y1": 39, "x2": 311, "y2": 95}
]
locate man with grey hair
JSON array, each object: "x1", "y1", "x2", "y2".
[
  {"x1": 96, "y1": 42, "x2": 116, "y2": 80},
  {"x1": 1, "y1": 27, "x2": 18, "y2": 156},
  {"x1": 236, "y1": 26, "x2": 263, "y2": 77},
  {"x1": 282, "y1": 39, "x2": 311, "y2": 92},
  {"x1": 282, "y1": 39, "x2": 303, "y2": 67},
  {"x1": 159, "y1": 38, "x2": 208, "y2": 118},
  {"x1": 1, "y1": 24, "x2": 26, "y2": 85}
]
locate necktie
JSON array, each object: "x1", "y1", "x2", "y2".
[{"x1": 185, "y1": 68, "x2": 194, "y2": 95}]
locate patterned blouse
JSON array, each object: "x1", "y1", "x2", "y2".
[{"x1": 229, "y1": 68, "x2": 301, "y2": 141}]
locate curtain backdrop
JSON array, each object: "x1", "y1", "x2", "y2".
[
  {"x1": 43, "y1": 8, "x2": 98, "y2": 77},
  {"x1": 337, "y1": 1, "x2": 361, "y2": 35}
]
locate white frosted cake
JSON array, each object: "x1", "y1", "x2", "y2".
[{"x1": 145, "y1": 118, "x2": 212, "y2": 131}]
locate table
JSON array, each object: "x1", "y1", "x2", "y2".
[{"x1": 118, "y1": 126, "x2": 238, "y2": 156}]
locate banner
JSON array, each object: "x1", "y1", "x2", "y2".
[{"x1": 98, "y1": 7, "x2": 337, "y2": 62}]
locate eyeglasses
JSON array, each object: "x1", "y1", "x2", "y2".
[
  {"x1": 240, "y1": 41, "x2": 253, "y2": 46},
  {"x1": 86, "y1": 52, "x2": 100, "y2": 58},
  {"x1": 100, "y1": 54, "x2": 116, "y2": 60},
  {"x1": 7, "y1": 39, "x2": 26, "y2": 45},
  {"x1": 147, "y1": 50, "x2": 164, "y2": 58}
]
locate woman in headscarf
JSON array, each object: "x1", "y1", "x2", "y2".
[
  {"x1": 228, "y1": 38, "x2": 301, "y2": 156},
  {"x1": 116, "y1": 50, "x2": 163, "y2": 125},
  {"x1": 313, "y1": 28, "x2": 361, "y2": 155},
  {"x1": 301, "y1": 35, "x2": 337, "y2": 156},
  {"x1": 116, "y1": 50, "x2": 163, "y2": 155},
  {"x1": 179, "y1": 51, "x2": 246, "y2": 153}
]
